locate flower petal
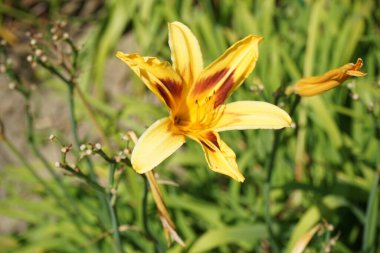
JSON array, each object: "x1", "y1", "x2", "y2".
[
  {"x1": 191, "y1": 35, "x2": 263, "y2": 107},
  {"x1": 168, "y1": 22, "x2": 203, "y2": 86},
  {"x1": 116, "y1": 52, "x2": 183, "y2": 110},
  {"x1": 131, "y1": 118, "x2": 186, "y2": 174},
  {"x1": 213, "y1": 101, "x2": 292, "y2": 132},
  {"x1": 195, "y1": 131, "x2": 245, "y2": 182},
  {"x1": 292, "y1": 58, "x2": 367, "y2": 97}
]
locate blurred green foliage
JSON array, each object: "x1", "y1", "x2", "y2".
[{"x1": 0, "y1": 0, "x2": 379, "y2": 252}]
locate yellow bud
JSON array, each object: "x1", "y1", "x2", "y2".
[{"x1": 290, "y1": 58, "x2": 367, "y2": 97}]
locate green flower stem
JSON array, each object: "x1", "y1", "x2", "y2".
[
  {"x1": 75, "y1": 84, "x2": 111, "y2": 150},
  {"x1": 264, "y1": 95, "x2": 301, "y2": 252},
  {"x1": 107, "y1": 162, "x2": 125, "y2": 253},
  {"x1": 24, "y1": 96, "x2": 91, "y2": 224},
  {"x1": 37, "y1": 49, "x2": 123, "y2": 252},
  {"x1": 67, "y1": 84, "x2": 81, "y2": 151},
  {"x1": 64, "y1": 67, "x2": 123, "y2": 252},
  {"x1": 2, "y1": 136, "x2": 90, "y2": 238},
  {"x1": 94, "y1": 148, "x2": 126, "y2": 252},
  {"x1": 3, "y1": 65, "x2": 94, "y2": 244},
  {"x1": 37, "y1": 59, "x2": 111, "y2": 150},
  {"x1": 67, "y1": 74, "x2": 110, "y2": 235},
  {"x1": 62, "y1": 164, "x2": 105, "y2": 193},
  {"x1": 96, "y1": 148, "x2": 116, "y2": 164},
  {"x1": 264, "y1": 131, "x2": 281, "y2": 253},
  {"x1": 3, "y1": 136, "x2": 55, "y2": 194}
]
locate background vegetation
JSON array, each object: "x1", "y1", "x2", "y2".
[{"x1": 0, "y1": 0, "x2": 379, "y2": 252}]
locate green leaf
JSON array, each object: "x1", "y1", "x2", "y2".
[
  {"x1": 362, "y1": 171, "x2": 379, "y2": 252},
  {"x1": 189, "y1": 224, "x2": 267, "y2": 253}
]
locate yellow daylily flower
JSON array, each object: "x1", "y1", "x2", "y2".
[
  {"x1": 117, "y1": 22, "x2": 292, "y2": 182},
  {"x1": 290, "y1": 58, "x2": 367, "y2": 97}
]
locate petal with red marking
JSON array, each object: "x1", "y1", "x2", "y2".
[
  {"x1": 195, "y1": 131, "x2": 245, "y2": 182},
  {"x1": 191, "y1": 35, "x2": 262, "y2": 107},
  {"x1": 116, "y1": 52, "x2": 183, "y2": 110}
]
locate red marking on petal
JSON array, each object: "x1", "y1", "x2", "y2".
[
  {"x1": 200, "y1": 132, "x2": 220, "y2": 151},
  {"x1": 214, "y1": 73, "x2": 234, "y2": 108},
  {"x1": 156, "y1": 85, "x2": 173, "y2": 108},
  {"x1": 205, "y1": 132, "x2": 220, "y2": 149},
  {"x1": 200, "y1": 140, "x2": 214, "y2": 151},
  {"x1": 193, "y1": 69, "x2": 229, "y2": 95},
  {"x1": 162, "y1": 79, "x2": 182, "y2": 98}
]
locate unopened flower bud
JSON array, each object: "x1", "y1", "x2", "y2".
[
  {"x1": 351, "y1": 93, "x2": 359, "y2": 101},
  {"x1": 49, "y1": 134, "x2": 56, "y2": 141},
  {"x1": 30, "y1": 39, "x2": 37, "y2": 46},
  {"x1": 6, "y1": 59, "x2": 12, "y2": 66},
  {"x1": 40, "y1": 55, "x2": 47, "y2": 62},
  {"x1": 63, "y1": 33, "x2": 69, "y2": 40},
  {"x1": 291, "y1": 58, "x2": 366, "y2": 97},
  {"x1": 0, "y1": 64, "x2": 5, "y2": 73},
  {"x1": 346, "y1": 81, "x2": 355, "y2": 89},
  {"x1": 34, "y1": 49, "x2": 42, "y2": 57},
  {"x1": 80, "y1": 144, "x2": 86, "y2": 151},
  {"x1": 94, "y1": 143, "x2": 102, "y2": 150},
  {"x1": 123, "y1": 148, "x2": 130, "y2": 155},
  {"x1": 8, "y1": 82, "x2": 16, "y2": 90},
  {"x1": 26, "y1": 55, "x2": 33, "y2": 62}
]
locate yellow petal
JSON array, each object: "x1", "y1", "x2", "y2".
[
  {"x1": 116, "y1": 52, "x2": 183, "y2": 110},
  {"x1": 131, "y1": 118, "x2": 185, "y2": 174},
  {"x1": 293, "y1": 58, "x2": 367, "y2": 97},
  {"x1": 191, "y1": 35, "x2": 263, "y2": 107},
  {"x1": 213, "y1": 101, "x2": 292, "y2": 132},
  {"x1": 195, "y1": 131, "x2": 245, "y2": 182},
  {"x1": 168, "y1": 22, "x2": 203, "y2": 86}
]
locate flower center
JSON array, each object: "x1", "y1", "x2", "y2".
[{"x1": 170, "y1": 94, "x2": 224, "y2": 135}]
